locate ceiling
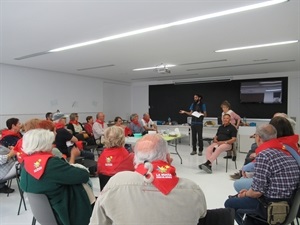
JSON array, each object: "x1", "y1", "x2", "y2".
[{"x1": 1, "y1": 0, "x2": 299, "y2": 83}]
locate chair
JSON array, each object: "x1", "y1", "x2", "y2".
[
  {"x1": 241, "y1": 186, "x2": 300, "y2": 225},
  {"x1": 198, "y1": 208, "x2": 235, "y2": 225},
  {"x1": 26, "y1": 192, "x2": 58, "y2": 225},
  {"x1": 15, "y1": 163, "x2": 27, "y2": 215},
  {"x1": 98, "y1": 174, "x2": 112, "y2": 191},
  {"x1": 215, "y1": 143, "x2": 237, "y2": 172}
]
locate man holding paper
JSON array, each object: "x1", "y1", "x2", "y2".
[{"x1": 179, "y1": 94, "x2": 207, "y2": 156}]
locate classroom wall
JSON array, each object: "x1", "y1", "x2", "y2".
[{"x1": 0, "y1": 64, "x2": 130, "y2": 128}]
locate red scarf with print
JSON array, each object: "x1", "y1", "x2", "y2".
[
  {"x1": 96, "y1": 119, "x2": 104, "y2": 128},
  {"x1": 135, "y1": 160, "x2": 179, "y2": 195},
  {"x1": 14, "y1": 139, "x2": 27, "y2": 163},
  {"x1": 69, "y1": 120, "x2": 79, "y2": 125},
  {"x1": 23, "y1": 152, "x2": 53, "y2": 180}
]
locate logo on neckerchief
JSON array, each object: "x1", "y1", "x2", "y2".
[{"x1": 136, "y1": 160, "x2": 179, "y2": 195}]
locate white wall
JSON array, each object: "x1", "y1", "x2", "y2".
[
  {"x1": 0, "y1": 64, "x2": 106, "y2": 127},
  {"x1": 131, "y1": 71, "x2": 300, "y2": 134},
  {"x1": 103, "y1": 81, "x2": 131, "y2": 122},
  {"x1": 130, "y1": 84, "x2": 149, "y2": 120}
]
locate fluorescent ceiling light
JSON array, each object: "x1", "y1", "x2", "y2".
[
  {"x1": 133, "y1": 64, "x2": 176, "y2": 71},
  {"x1": 216, "y1": 40, "x2": 298, "y2": 52},
  {"x1": 49, "y1": 0, "x2": 288, "y2": 52},
  {"x1": 265, "y1": 89, "x2": 281, "y2": 92}
]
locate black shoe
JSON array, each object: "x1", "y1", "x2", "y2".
[
  {"x1": 232, "y1": 156, "x2": 236, "y2": 161},
  {"x1": 223, "y1": 155, "x2": 232, "y2": 159},
  {"x1": 201, "y1": 164, "x2": 212, "y2": 174},
  {"x1": 0, "y1": 185, "x2": 15, "y2": 194},
  {"x1": 190, "y1": 151, "x2": 197, "y2": 155},
  {"x1": 198, "y1": 152, "x2": 203, "y2": 156}
]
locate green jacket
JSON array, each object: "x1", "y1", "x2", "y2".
[{"x1": 20, "y1": 157, "x2": 92, "y2": 225}]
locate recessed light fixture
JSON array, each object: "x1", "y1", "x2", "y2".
[
  {"x1": 48, "y1": 0, "x2": 288, "y2": 53},
  {"x1": 133, "y1": 64, "x2": 176, "y2": 71},
  {"x1": 215, "y1": 40, "x2": 298, "y2": 52}
]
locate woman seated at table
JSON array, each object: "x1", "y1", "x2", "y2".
[
  {"x1": 20, "y1": 129, "x2": 93, "y2": 225},
  {"x1": 97, "y1": 126, "x2": 135, "y2": 190}
]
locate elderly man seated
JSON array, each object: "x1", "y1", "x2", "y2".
[
  {"x1": 199, "y1": 114, "x2": 237, "y2": 173},
  {"x1": 89, "y1": 134, "x2": 207, "y2": 225},
  {"x1": 224, "y1": 124, "x2": 300, "y2": 225},
  {"x1": 141, "y1": 113, "x2": 157, "y2": 133}
]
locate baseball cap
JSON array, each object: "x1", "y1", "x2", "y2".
[{"x1": 52, "y1": 112, "x2": 69, "y2": 121}]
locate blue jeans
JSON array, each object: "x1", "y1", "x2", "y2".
[
  {"x1": 234, "y1": 178, "x2": 253, "y2": 192},
  {"x1": 224, "y1": 197, "x2": 265, "y2": 225}
]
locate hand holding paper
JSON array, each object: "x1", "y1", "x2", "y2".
[{"x1": 191, "y1": 111, "x2": 204, "y2": 118}]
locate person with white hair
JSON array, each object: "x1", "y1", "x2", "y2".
[
  {"x1": 90, "y1": 134, "x2": 207, "y2": 225},
  {"x1": 20, "y1": 129, "x2": 93, "y2": 225}
]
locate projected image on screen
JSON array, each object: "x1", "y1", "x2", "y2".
[{"x1": 240, "y1": 80, "x2": 282, "y2": 104}]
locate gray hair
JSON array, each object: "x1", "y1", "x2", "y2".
[
  {"x1": 134, "y1": 134, "x2": 169, "y2": 165},
  {"x1": 256, "y1": 124, "x2": 277, "y2": 142},
  {"x1": 22, "y1": 129, "x2": 55, "y2": 155},
  {"x1": 69, "y1": 113, "x2": 78, "y2": 121},
  {"x1": 130, "y1": 113, "x2": 138, "y2": 121},
  {"x1": 103, "y1": 126, "x2": 125, "y2": 148}
]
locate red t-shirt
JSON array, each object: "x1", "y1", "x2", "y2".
[{"x1": 97, "y1": 147, "x2": 134, "y2": 176}]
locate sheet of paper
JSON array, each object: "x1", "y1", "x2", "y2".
[{"x1": 191, "y1": 111, "x2": 204, "y2": 118}]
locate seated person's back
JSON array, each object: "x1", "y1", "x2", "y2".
[
  {"x1": 20, "y1": 129, "x2": 92, "y2": 225},
  {"x1": 90, "y1": 134, "x2": 207, "y2": 225}
]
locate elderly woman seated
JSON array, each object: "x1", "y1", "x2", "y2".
[
  {"x1": 20, "y1": 129, "x2": 93, "y2": 225},
  {"x1": 97, "y1": 126, "x2": 135, "y2": 190}
]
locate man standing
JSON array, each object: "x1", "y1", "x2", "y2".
[
  {"x1": 180, "y1": 94, "x2": 207, "y2": 156},
  {"x1": 89, "y1": 134, "x2": 207, "y2": 225},
  {"x1": 224, "y1": 124, "x2": 300, "y2": 225},
  {"x1": 198, "y1": 114, "x2": 237, "y2": 173}
]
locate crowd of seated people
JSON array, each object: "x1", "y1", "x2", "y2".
[{"x1": 0, "y1": 110, "x2": 299, "y2": 225}]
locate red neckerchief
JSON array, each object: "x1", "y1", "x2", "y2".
[
  {"x1": 255, "y1": 135, "x2": 299, "y2": 156},
  {"x1": 124, "y1": 127, "x2": 132, "y2": 137},
  {"x1": 135, "y1": 160, "x2": 179, "y2": 195},
  {"x1": 132, "y1": 120, "x2": 141, "y2": 127},
  {"x1": 0, "y1": 129, "x2": 22, "y2": 139},
  {"x1": 96, "y1": 119, "x2": 104, "y2": 128},
  {"x1": 69, "y1": 120, "x2": 79, "y2": 125},
  {"x1": 23, "y1": 152, "x2": 53, "y2": 180},
  {"x1": 54, "y1": 122, "x2": 65, "y2": 130},
  {"x1": 277, "y1": 135, "x2": 300, "y2": 155},
  {"x1": 14, "y1": 139, "x2": 27, "y2": 163},
  {"x1": 143, "y1": 118, "x2": 150, "y2": 123}
]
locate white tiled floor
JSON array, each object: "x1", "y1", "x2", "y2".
[{"x1": 0, "y1": 139, "x2": 245, "y2": 225}]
